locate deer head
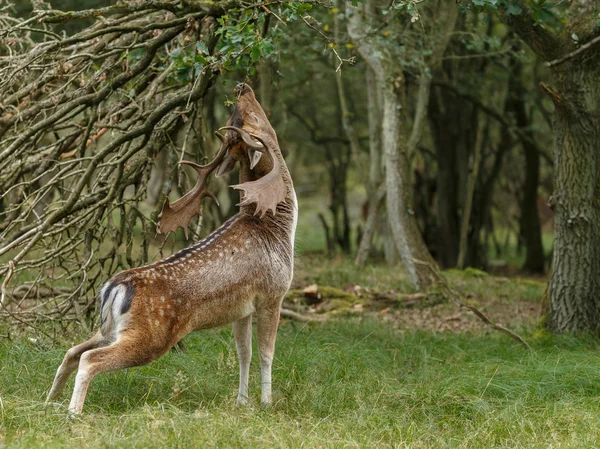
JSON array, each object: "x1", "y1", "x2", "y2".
[{"x1": 157, "y1": 84, "x2": 288, "y2": 237}]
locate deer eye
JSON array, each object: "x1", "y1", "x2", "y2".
[{"x1": 251, "y1": 113, "x2": 260, "y2": 124}]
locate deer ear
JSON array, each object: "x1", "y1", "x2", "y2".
[{"x1": 229, "y1": 134, "x2": 287, "y2": 217}]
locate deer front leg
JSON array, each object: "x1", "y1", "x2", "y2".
[
  {"x1": 256, "y1": 303, "x2": 282, "y2": 405},
  {"x1": 232, "y1": 314, "x2": 252, "y2": 405}
]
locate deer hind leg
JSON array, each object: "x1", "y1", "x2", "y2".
[
  {"x1": 256, "y1": 303, "x2": 282, "y2": 405},
  {"x1": 46, "y1": 332, "x2": 106, "y2": 402},
  {"x1": 232, "y1": 314, "x2": 253, "y2": 405},
  {"x1": 68, "y1": 335, "x2": 166, "y2": 415}
]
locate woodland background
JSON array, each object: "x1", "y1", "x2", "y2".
[
  {"x1": 1, "y1": 1, "x2": 600, "y2": 447},
  {"x1": 0, "y1": 0, "x2": 565, "y2": 327}
]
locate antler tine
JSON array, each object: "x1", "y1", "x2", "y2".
[
  {"x1": 180, "y1": 137, "x2": 230, "y2": 174},
  {"x1": 214, "y1": 131, "x2": 225, "y2": 143},
  {"x1": 157, "y1": 142, "x2": 229, "y2": 238},
  {"x1": 219, "y1": 126, "x2": 265, "y2": 151}
]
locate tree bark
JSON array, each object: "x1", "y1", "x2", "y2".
[
  {"x1": 509, "y1": 59, "x2": 545, "y2": 274},
  {"x1": 355, "y1": 67, "x2": 384, "y2": 266},
  {"x1": 457, "y1": 116, "x2": 486, "y2": 269},
  {"x1": 382, "y1": 81, "x2": 437, "y2": 289},
  {"x1": 347, "y1": 1, "x2": 439, "y2": 290},
  {"x1": 502, "y1": 2, "x2": 600, "y2": 333},
  {"x1": 546, "y1": 60, "x2": 600, "y2": 333},
  {"x1": 428, "y1": 84, "x2": 477, "y2": 266}
]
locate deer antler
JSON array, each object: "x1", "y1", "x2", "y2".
[
  {"x1": 221, "y1": 126, "x2": 287, "y2": 218},
  {"x1": 219, "y1": 126, "x2": 264, "y2": 150},
  {"x1": 157, "y1": 143, "x2": 229, "y2": 238}
]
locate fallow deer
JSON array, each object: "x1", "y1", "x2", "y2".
[{"x1": 46, "y1": 84, "x2": 298, "y2": 414}]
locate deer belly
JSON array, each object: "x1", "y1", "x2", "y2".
[{"x1": 191, "y1": 296, "x2": 256, "y2": 330}]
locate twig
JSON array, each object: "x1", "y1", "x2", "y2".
[
  {"x1": 261, "y1": 5, "x2": 286, "y2": 26},
  {"x1": 413, "y1": 259, "x2": 532, "y2": 351},
  {"x1": 300, "y1": 14, "x2": 330, "y2": 42},
  {"x1": 546, "y1": 35, "x2": 600, "y2": 68},
  {"x1": 280, "y1": 308, "x2": 327, "y2": 322},
  {"x1": 331, "y1": 46, "x2": 355, "y2": 73}
]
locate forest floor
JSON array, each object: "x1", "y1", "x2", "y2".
[{"x1": 2, "y1": 256, "x2": 600, "y2": 448}]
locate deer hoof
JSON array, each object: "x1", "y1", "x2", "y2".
[{"x1": 236, "y1": 395, "x2": 249, "y2": 406}]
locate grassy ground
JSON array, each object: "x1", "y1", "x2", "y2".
[
  {"x1": 1, "y1": 258, "x2": 600, "y2": 448},
  {"x1": 2, "y1": 204, "x2": 591, "y2": 448},
  {"x1": 2, "y1": 318, "x2": 600, "y2": 448}
]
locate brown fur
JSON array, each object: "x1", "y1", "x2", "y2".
[{"x1": 46, "y1": 85, "x2": 297, "y2": 414}]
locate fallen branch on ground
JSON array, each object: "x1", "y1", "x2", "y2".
[
  {"x1": 280, "y1": 308, "x2": 327, "y2": 322},
  {"x1": 414, "y1": 259, "x2": 532, "y2": 351}
]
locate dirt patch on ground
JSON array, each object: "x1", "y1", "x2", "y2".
[{"x1": 376, "y1": 298, "x2": 541, "y2": 333}]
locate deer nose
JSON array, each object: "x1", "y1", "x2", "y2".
[{"x1": 235, "y1": 83, "x2": 248, "y2": 95}]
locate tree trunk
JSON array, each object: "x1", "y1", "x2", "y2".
[
  {"x1": 347, "y1": 1, "x2": 439, "y2": 290},
  {"x1": 457, "y1": 116, "x2": 486, "y2": 268},
  {"x1": 428, "y1": 85, "x2": 477, "y2": 267},
  {"x1": 355, "y1": 67, "x2": 383, "y2": 266},
  {"x1": 382, "y1": 80, "x2": 437, "y2": 290},
  {"x1": 516, "y1": 108, "x2": 544, "y2": 273},
  {"x1": 520, "y1": 140, "x2": 544, "y2": 274},
  {"x1": 502, "y1": 3, "x2": 600, "y2": 333},
  {"x1": 504, "y1": 49, "x2": 546, "y2": 274},
  {"x1": 546, "y1": 59, "x2": 600, "y2": 333}
]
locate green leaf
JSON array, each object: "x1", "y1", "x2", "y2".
[
  {"x1": 169, "y1": 48, "x2": 182, "y2": 58},
  {"x1": 250, "y1": 45, "x2": 262, "y2": 63},
  {"x1": 260, "y1": 40, "x2": 275, "y2": 58},
  {"x1": 505, "y1": 3, "x2": 522, "y2": 15},
  {"x1": 195, "y1": 41, "x2": 208, "y2": 55}
]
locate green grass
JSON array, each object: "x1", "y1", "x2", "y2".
[
  {"x1": 1, "y1": 319, "x2": 600, "y2": 448},
  {"x1": 486, "y1": 229, "x2": 554, "y2": 271}
]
